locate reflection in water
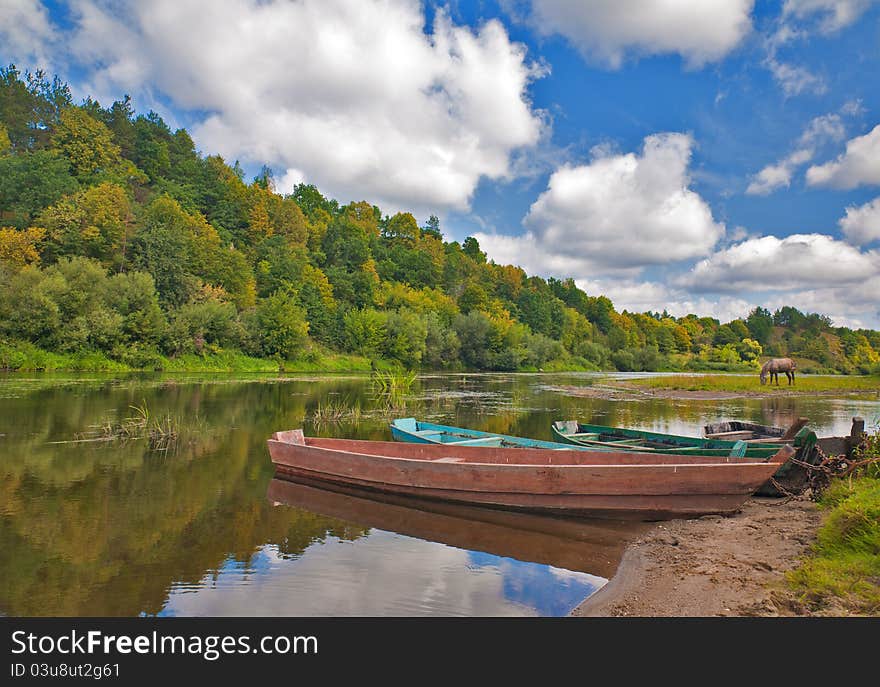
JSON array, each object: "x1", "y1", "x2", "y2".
[
  {"x1": 0, "y1": 371, "x2": 876, "y2": 617},
  {"x1": 158, "y1": 535, "x2": 603, "y2": 617}
]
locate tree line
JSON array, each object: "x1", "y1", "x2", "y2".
[{"x1": 1, "y1": 65, "x2": 878, "y2": 374}]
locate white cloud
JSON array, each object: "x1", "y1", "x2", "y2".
[
  {"x1": 763, "y1": 57, "x2": 827, "y2": 96},
  {"x1": 746, "y1": 112, "x2": 846, "y2": 195},
  {"x1": 528, "y1": 0, "x2": 754, "y2": 68},
  {"x1": 806, "y1": 124, "x2": 880, "y2": 189},
  {"x1": 477, "y1": 133, "x2": 725, "y2": 279},
  {"x1": 276, "y1": 168, "x2": 307, "y2": 196},
  {"x1": 782, "y1": 0, "x2": 880, "y2": 32},
  {"x1": 61, "y1": 0, "x2": 546, "y2": 215},
  {"x1": 578, "y1": 274, "x2": 880, "y2": 329},
  {"x1": 763, "y1": 279, "x2": 880, "y2": 329},
  {"x1": 681, "y1": 233, "x2": 879, "y2": 292},
  {"x1": 574, "y1": 278, "x2": 755, "y2": 322},
  {"x1": 746, "y1": 149, "x2": 813, "y2": 195},
  {"x1": 839, "y1": 196, "x2": 880, "y2": 245},
  {"x1": 0, "y1": 0, "x2": 56, "y2": 68}
]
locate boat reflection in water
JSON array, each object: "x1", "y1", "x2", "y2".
[{"x1": 267, "y1": 477, "x2": 648, "y2": 590}]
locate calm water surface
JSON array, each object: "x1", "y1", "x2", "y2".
[{"x1": 1, "y1": 372, "x2": 877, "y2": 617}]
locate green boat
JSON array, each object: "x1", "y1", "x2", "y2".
[{"x1": 550, "y1": 419, "x2": 816, "y2": 460}]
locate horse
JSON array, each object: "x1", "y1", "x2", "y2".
[{"x1": 760, "y1": 358, "x2": 796, "y2": 385}]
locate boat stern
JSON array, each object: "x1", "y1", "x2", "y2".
[{"x1": 270, "y1": 429, "x2": 305, "y2": 444}]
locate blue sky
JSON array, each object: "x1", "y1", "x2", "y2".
[{"x1": 3, "y1": 1, "x2": 880, "y2": 327}]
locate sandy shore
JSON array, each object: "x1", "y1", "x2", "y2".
[{"x1": 571, "y1": 496, "x2": 823, "y2": 617}]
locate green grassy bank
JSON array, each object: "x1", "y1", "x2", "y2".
[
  {"x1": 785, "y1": 476, "x2": 880, "y2": 614},
  {"x1": 628, "y1": 373, "x2": 880, "y2": 394},
  {"x1": 0, "y1": 340, "x2": 391, "y2": 374}
]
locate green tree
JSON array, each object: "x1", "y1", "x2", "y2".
[
  {"x1": 383, "y1": 308, "x2": 427, "y2": 368},
  {"x1": 737, "y1": 337, "x2": 763, "y2": 364},
  {"x1": 462, "y1": 236, "x2": 486, "y2": 263},
  {"x1": 106, "y1": 271, "x2": 167, "y2": 347},
  {"x1": 454, "y1": 311, "x2": 496, "y2": 369},
  {"x1": 39, "y1": 182, "x2": 132, "y2": 268},
  {"x1": 342, "y1": 308, "x2": 387, "y2": 358},
  {"x1": 0, "y1": 151, "x2": 78, "y2": 227},
  {"x1": 423, "y1": 312, "x2": 460, "y2": 368},
  {"x1": 256, "y1": 289, "x2": 310, "y2": 358},
  {"x1": 746, "y1": 307, "x2": 773, "y2": 344},
  {"x1": 0, "y1": 123, "x2": 10, "y2": 155},
  {"x1": 51, "y1": 107, "x2": 122, "y2": 181}
]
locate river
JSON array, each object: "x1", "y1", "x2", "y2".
[{"x1": 1, "y1": 372, "x2": 876, "y2": 617}]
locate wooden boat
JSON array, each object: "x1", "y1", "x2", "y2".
[
  {"x1": 703, "y1": 417, "x2": 821, "y2": 496},
  {"x1": 266, "y1": 429, "x2": 794, "y2": 521},
  {"x1": 390, "y1": 417, "x2": 585, "y2": 450},
  {"x1": 267, "y1": 478, "x2": 647, "y2": 579},
  {"x1": 550, "y1": 419, "x2": 788, "y2": 458},
  {"x1": 702, "y1": 418, "x2": 807, "y2": 442}
]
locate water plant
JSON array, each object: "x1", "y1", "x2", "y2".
[
  {"x1": 311, "y1": 397, "x2": 363, "y2": 425},
  {"x1": 371, "y1": 369, "x2": 418, "y2": 410},
  {"x1": 88, "y1": 401, "x2": 182, "y2": 451}
]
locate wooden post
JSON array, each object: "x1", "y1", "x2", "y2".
[{"x1": 846, "y1": 417, "x2": 866, "y2": 457}]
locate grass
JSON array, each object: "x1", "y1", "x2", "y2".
[
  {"x1": 783, "y1": 425, "x2": 880, "y2": 615},
  {"x1": 371, "y1": 369, "x2": 418, "y2": 410},
  {"x1": 0, "y1": 341, "x2": 130, "y2": 372},
  {"x1": 0, "y1": 340, "x2": 389, "y2": 374},
  {"x1": 311, "y1": 397, "x2": 363, "y2": 425},
  {"x1": 784, "y1": 477, "x2": 880, "y2": 614},
  {"x1": 627, "y1": 373, "x2": 880, "y2": 394},
  {"x1": 61, "y1": 401, "x2": 186, "y2": 452}
]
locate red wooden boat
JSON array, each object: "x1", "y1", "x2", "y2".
[{"x1": 267, "y1": 430, "x2": 795, "y2": 521}]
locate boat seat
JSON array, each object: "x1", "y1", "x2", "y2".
[
  {"x1": 447, "y1": 437, "x2": 503, "y2": 446},
  {"x1": 415, "y1": 430, "x2": 444, "y2": 436},
  {"x1": 728, "y1": 440, "x2": 748, "y2": 458},
  {"x1": 569, "y1": 432, "x2": 600, "y2": 439}
]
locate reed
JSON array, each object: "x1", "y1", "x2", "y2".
[
  {"x1": 92, "y1": 401, "x2": 181, "y2": 451},
  {"x1": 371, "y1": 369, "x2": 418, "y2": 409},
  {"x1": 311, "y1": 397, "x2": 363, "y2": 425}
]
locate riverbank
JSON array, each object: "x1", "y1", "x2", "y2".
[
  {"x1": 547, "y1": 373, "x2": 880, "y2": 402},
  {"x1": 572, "y1": 496, "x2": 823, "y2": 617}
]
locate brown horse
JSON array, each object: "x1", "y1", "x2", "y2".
[{"x1": 760, "y1": 358, "x2": 796, "y2": 385}]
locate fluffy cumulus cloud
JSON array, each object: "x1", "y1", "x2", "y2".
[
  {"x1": 528, "y1": 0, "x2": 754, "y2": 68},
  {"x1": 0, "y1": 0, "x2": 56, "y2": 67},
  {"x1": 476, "y1": 133, "x2": 725, "y2": 278},
  {"x1": 680, "y1": 233, "x2": 879, "y2": 292},
  {"x1": 839, "y1": 197, "x2": 880, "y2": 245},
  {"x1": 56, "y1": 0, "x2": 546, "y2": 214},
  {"x1": 806, "y1": 124, "x2": 880, "y2": 189},
  {"x1": 746, "y1": 149, "x2": 813, "y2": 195},
  {"x1": 574, "y1": 277, "x2": 756, "y2": 322},
  {"x1": 746, "y1": 112, "x2": 847, "y2": 195}
]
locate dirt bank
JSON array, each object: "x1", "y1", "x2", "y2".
[{"x1": 572, "y1": 496, "x2": 823, "y2": 617}]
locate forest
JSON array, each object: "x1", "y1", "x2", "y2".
[{"x1": 2, "y1": 65, "x2": 879, "y2": 374}]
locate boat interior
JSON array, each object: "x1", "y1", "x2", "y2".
[{"x1": 271, "y1": 432, "x2": 782, "y2": 467}]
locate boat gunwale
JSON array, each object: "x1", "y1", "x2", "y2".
[{"x1": 268, "y1": 435, "x2": 792, "y2": 470}]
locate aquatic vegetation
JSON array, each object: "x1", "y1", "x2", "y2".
[
  {"x1": 311, "y1": 397, "x2": 363, "y2": 425},
  {"x1": 371, "y1": 369, "x2": 418, "y2": 410},
  {"x1": 77, "y1": 401, "x2": 185, "y2": 451}
]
